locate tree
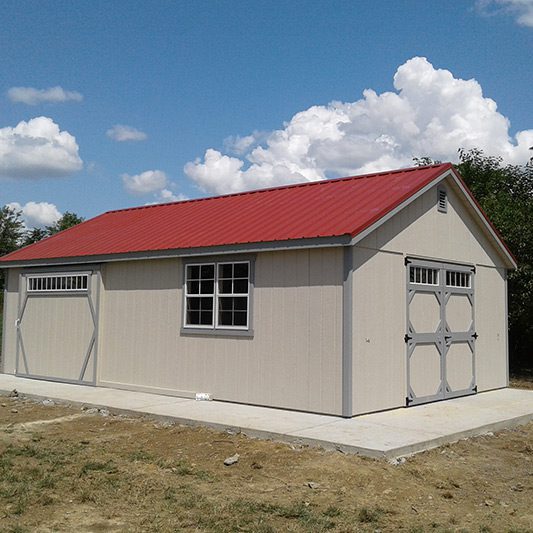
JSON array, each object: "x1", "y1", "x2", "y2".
[
  {"x1": 21, "y1": 227, "x2": 50, "y2": 247},
  {"x1": 46, "y1": 212, "x2": 84, "y2": 235},
  {"x1": 0, "y1": 206, "x2": 25, "y2": 339},
  {"x1": 0, "y1": 205, "x2": 24, "y2": 257},
  {"x1": 456, "y1": 149, "x2": 533, "y2": 373}
]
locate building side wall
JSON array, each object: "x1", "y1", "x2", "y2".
[
  {"x1": 352, "y1": 248, "x2": 406, "y2": 415},
  {"x1": 1, "y1": 268, "x2": 20, "y2": 374},
  {"x1": 475, "y1": 266, "x2": 507, "y2": 391},
  {"x1": 98, "y1": 248, "x2": 344, "y2": 415},
  {"x1": 352, "y1": 178, "x2": 509, "y2": 415}
]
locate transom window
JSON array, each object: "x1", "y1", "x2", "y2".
[
  {"x1": 409, "y1": 266, "x2": 438, "y2": 285},
  {"x1": 27, "y1": 273, "x2": 89, "y2": 293},
  {"x1": 446, "y1": 270, "x2": 471, "y2": 288},
  {"x1": 184, "y1": 261, "x2": 250, "y2": 330}
]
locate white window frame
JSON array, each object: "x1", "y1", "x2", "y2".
[
  {"x1": 409, "y1": 265, "x2": 439, "y2": 286},
  {"x1": 215, "y1": 261, "x2": 250, "y2": 331},
  {"x1": 182, "y1": 260, "x2": 251, "y2": 332},
  {"x1": 446, "y1": 270, "x2": 471, "y2": 288},
  {"x1": 26, "y1": 272, "x2": 90, "y2": 293}
]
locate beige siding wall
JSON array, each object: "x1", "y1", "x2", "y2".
[
  {"x1": 475, "y1": 266, "x2": 507, "y2": 391},
  {"x1": 98, "y1": 248, "x2": 344, "y2": 415},
  {"x1": 1, "y1": 269, "x2": 20, "y2": 374},
  {"x1": 352, "y1": 178, "x2": 509, "y2": 415},
  {"x1": 352, "y1": 249, "x2": 405, "y2": 414}
]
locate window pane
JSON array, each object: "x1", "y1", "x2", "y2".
[
  {"x1": 219, "y1": 311, "x2": 233, "y2": 326},
  {"x1": 187, "y1": 280, "x2": 200, "y2": 294},
  {"x1": 186, "y1": 297, "x2": 213, "y2": 325},
  {"x1": 187, "y1": 265, "x2": 200, "y2": 280},
  {"x1": 234, "y1": 279, "x2": 248, "y2": 293},
  {"x1": 218, "y1": 297, "x2": 233, "y2": 311},
  {"x1": 200, "y1": 311, "x2": 213, "y2": 325},
  {"x1": 200, "y1": 280, "x2": 214, "y2": 294},
  {"x1": 200, "y1": 297, "x2": 213, "y2": 311},
  {"x1": 234, "y1": 262, "x2": 249, "y2": 278},
  {"x1": 219, "y1": 279, "x2": 233, "y2": 294},
  {"x1": 219, "y1": 263, "x2": 233, "y2": 279},
  {"x1": 187, "y1": 310, "x2": 200, "y2": 325},
  {"x1": 234, "y1": 311, "x2": 247, "y2": 326},
  {"x1": 201, "y1": 264, "x2": 214, "y2": 279},
  {"x1": 187, "y1": 297, "x2": 201, "y2": 311},
  {"x1": 234, "y1": 297, "x2": 247, "y2": 311}
]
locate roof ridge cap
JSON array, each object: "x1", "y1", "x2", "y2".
[{"x1": 103, "y1": 162, "x2": 452, "y2": 216}]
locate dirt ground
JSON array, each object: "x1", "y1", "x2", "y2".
[{"x1": 0, "y1": 382, "x2": 532, "y2": 533}]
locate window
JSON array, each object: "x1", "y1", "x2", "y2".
[
  {"x1": 409, "y1": 266, "x2": 438, "y2": 285},
  {"x1": 27, "y1": 273, "x2": 89, "y2": 293},
  {"x1": 446, "y1": 270, "x2": 471, "y2": 288},
  {"x1": 184, "y1": 261, "x2": 250, "y2": 330}
]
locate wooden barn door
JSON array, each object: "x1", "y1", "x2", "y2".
[
  {"x1": 16, "y1": 271, "x2": 98, "y2": 384},
  {"x1": 406, "y1": 260, "x2": 476, "y2": 406}
]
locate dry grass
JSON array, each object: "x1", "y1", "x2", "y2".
[{"x1": 0, "y1": 392, "x2": 532, "y2": 532}]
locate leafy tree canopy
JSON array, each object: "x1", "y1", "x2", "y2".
[{"x1": 46, "y1": 212, "x2": 85, "y2": 235}]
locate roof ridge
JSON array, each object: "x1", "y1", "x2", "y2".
[{"x1": 104, "y1": 163, "x2": 452, "y2": 215}]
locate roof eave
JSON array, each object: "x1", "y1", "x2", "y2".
[{"x1": 0, "y1": 234, "x2": 352, "y2": 269}]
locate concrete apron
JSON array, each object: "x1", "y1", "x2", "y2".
[{"x1": 1, "y1": 374, "x2": 532, "y2": 459}]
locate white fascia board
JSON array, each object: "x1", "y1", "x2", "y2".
[
  {"x1": 448, "y1": 168, "x2": 517, "y2": 269},
  {"x1": 350, "y1": 168, "x2": 517, "y2": 270}
]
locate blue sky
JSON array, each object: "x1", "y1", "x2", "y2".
[{"x1": 1, "y1": 0, "x2": 532, "y2": 227}]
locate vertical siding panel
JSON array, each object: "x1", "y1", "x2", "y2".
[{"x1": 98, "y1": 250, "x2": 344, "y2": 415}]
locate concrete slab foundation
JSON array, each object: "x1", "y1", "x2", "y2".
[{"x1": 1, "y1": 374, "x2": 532, "y2": 459}]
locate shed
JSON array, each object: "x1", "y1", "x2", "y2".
[{"x1": 0, "y1": 163, "x2": 516, "y2": 417}]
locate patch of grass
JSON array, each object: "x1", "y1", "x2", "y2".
[
  {"x1": 79, "y1": 460, "x2": 118, "y2": 476},
  {"x1": 37, "y1": 473, "x2": 56, "y2": 489},
  {"x1": 228, "y1": 499, "x2": 336, "y2": 531},
  {"x1": 7, "y1": 526, "x2": 27, "y2": 533},
  {"x1": 357, "y1": 506, "x2": 384, "y2": 523},
  {"x1": 129, "y1": 449, "x2": 154, "y2": 462},
  {"x1": 323, "y1": 505, "x2": 341, "y2": 518}
]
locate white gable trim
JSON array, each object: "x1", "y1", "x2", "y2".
[{"x1": 350, "y1": 168, "x2": 517, "y2": 269}]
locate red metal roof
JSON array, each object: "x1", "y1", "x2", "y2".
[{"x1": 1, "y1": 164, "x2": 458, "y2": 263}]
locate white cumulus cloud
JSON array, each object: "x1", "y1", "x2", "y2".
[
  {"x1": 7, "y1": 201, "x2": 62, "y2": 228},
  {"x1": 184, "y1": 57, "x2": 533, "y2": 195},
  {"x1": 477, "y1": 0, "x2": 533, "y2": 27},
  {"x1": 155, "y1": 189, "x2": 188, "y2": 203},
  {"x1": 122, "y1": 170, "x2": 169, "y2": 195},
  {"x1": 106, "y1": 124, "x2": 147, "y2": 142},
  {"x1": 7, "y1": 86, "x2": 83, "y2": 105},
  {"x1": 0, "y1": 117, "x2": 83, "y2": 179},
  {"x1": 122, "y1": 169, "x2": 187, "y2": 204}
]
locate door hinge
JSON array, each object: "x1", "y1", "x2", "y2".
[
  {"x1": 473, "y1": 385, "x2": 478, "y2": 393},
  {"x1": 406, "y1": 396, "x2": 412, "y2": 406},
  {"x1": 472, "y1": 332, "x2": 478, "y2": 339},
  {"x1": 404, "y1": 334, "x2": 412, "y2": 343}
]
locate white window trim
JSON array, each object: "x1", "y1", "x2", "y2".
[
  {"x1": 182, "y1": 260, "x2": 251, "y2": 332},
  {"x1": 215, "y1": 261, "x2": 250, "y2": 331},
  {"x1": 26, "y1": 272, "x2": 90, "y2": 293},
  {"x1": 409, "y1": 265, "x2": 439, "y2": 286},
  {"x1": 183, "y1": 262, "x2": 216, "y2": 329},
  {"x1": 446, "y1": 270, "x2": 471, "y2": 288}
]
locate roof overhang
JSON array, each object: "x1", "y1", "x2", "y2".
[
  {"x1": 0, "y1": 234, "x2": 352, "y2": 269},
  {"x1": 350, "y1": 167, "x2": 517, "y2": 270}
]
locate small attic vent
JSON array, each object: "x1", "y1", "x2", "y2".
[{"x1": 437, "y1": 188, "x2": 447, "y2": 213}]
